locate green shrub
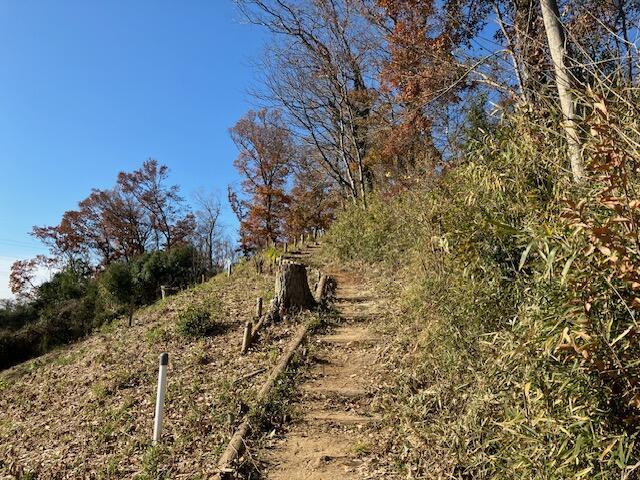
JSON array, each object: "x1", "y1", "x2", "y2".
[
  {"x1": 176, "y1": 306, "x2": 216, "y2": 338},
  {"x1": 0, "y1": 246, "x2": 207, "y2": 370},
  {"x1": 100, "y1": 262, "x2": 135, "y2": 306},
  {"x1": 131, "y1": 246, "x2": 205, "y2": 304}
]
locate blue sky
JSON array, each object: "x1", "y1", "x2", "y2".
[{"x1": 0, "y1": 1, "x2": 267, "y2": 298}]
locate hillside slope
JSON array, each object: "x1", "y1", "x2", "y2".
[{"x1": 0, "y1": 258, "x2": 304, "y2": 479}]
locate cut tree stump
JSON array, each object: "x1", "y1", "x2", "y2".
[
  {"x1": 266, "y1": 261, "x2": 316, "y2": 323},
  {"x1": 275, "y1": 262, "x2": 315, "y2": 313}
]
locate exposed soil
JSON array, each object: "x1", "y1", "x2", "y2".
[{"x1": 261, "y1": 262, "x2": 388, "y2": 479}]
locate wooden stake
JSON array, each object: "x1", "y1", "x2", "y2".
[
  {"x1": 241, "y1": 321, "x2": 253, "y2": 354},
  {"x1": 256, "y1": 297, "x2": 263, "y2": 319},
  {"x1": 232, "y1": 367, "x2": 266, "y2": 385}
]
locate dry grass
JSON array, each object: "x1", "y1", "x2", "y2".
[
  {"x1": 319, "y1": 104, "x2": 640, "y2": 477},
  {"x1": 0, "y1": 259, "x2": 302, "y2": 479}
]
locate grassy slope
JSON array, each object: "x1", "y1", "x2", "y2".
[
  {"x1": 318, "y1": 117, "x2": 640, "y2": 479},
  {"x1": 0, "y1": 259, "x2": 302, "y2": 479}
]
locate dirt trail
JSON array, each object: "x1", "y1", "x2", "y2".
[{"x1": 262, "y1": 260, "x2": 383, "y2": 479}]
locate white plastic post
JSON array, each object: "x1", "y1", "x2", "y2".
[
  {"x1": 153, "y1": 352, "x2": 169, "y2": 443},
  {"x1": 227, "y1": 262, "x2": 232, "y2": 277},
  {"x1": 160, "y1": 285, "x2": 166, "y2": 300}
]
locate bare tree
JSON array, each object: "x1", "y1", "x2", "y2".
[
  {"x1": 193, "y1": 190, "x2": 222, "y2": 271},
  {"x1": 237, "y1": 0, "x2": 383, "y2": 207}
]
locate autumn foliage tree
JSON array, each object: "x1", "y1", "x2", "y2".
[
  {"x1": 117, "y1": 159, "x2": 195, "y2": 250},
  {"x1": 230, "y1": 109, "x2": 292, "y2": 250},
  {"x1": 25, "y1": 160, "x2": 195, "y2": 272},
  {"x1": 9, "y1": 256, "x2": 55, "y2": 300},
  {"x1": 3, "y1": 160, "x2": 223, "y2": 368},
  {"x1": 284, "y1": 162, "x2": 338, "y2": 239}
]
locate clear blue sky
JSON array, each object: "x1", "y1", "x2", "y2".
[{"x1": 0, "y1": 1, "x2": 266, "y2": 298}]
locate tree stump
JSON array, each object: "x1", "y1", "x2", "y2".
[{"x1": 267, "y1": 261, "x2": 315, "y2": 322}]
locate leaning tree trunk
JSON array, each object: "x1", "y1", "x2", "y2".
[
  {"x1": 267, "y1": 261, "x2": 316, "y2": 322},
  {"x1": 540, "y1": 0, "x2": 586, "y2": 183}
]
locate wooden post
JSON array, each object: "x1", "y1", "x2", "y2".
[
  {"x1": 160, "y1": 285, "x2": 166, "y2": 300},
  {"x1": 256, "y1": 297, "x2": 263, "y2": 318},
  {"x1": 128, "y1": 301, "x2": 134, "y2": 327},
  {"x1": 241, "y1": 321, "x2": 253, "y2": 354},
  {"x1": 153, "y1": 353, "x2": 169, "y2": 443},
  {"x1": 284, "y1": 242, "x2": 288, "y2": 253},
  {"x1": 315, "y1": 274, "x2": 328, "y2": 302},
  {"x1": 201, "y1": 273, "x2": 205, "y2": 284}
]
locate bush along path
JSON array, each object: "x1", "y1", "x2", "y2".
[{"x1": 259, "y1": 253, "x2": 389, "y2": 479}]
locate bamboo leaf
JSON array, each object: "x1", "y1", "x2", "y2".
[
  {"x1": 560, "y1": 252, "x2": 577, "y2": 285},
  {"x1": 519, "y1": 242, "x2": 535, "y2": 271}
]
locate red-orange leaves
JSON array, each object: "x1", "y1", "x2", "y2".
[{"x1": 230, "y1": 109, "x2": 293, "y2": 251}]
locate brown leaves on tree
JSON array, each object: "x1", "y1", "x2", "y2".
[
  {"x1": 117, "y1": 159, "x2": 194, "y2": 250},
  {"x1": 24, "y1": 160, "x2": 195, "y2": 279},
  {"x1": 285, "y1": 165, "x2": 338, "y2": 239},
  {"x1": 376, "y1": 0, "x2": 486, "y2": 166},
  {"x1": 9, "y1": 255, "x2": 55, "y2": 299},
  {"x1": 230, "y1": 109, "x2": 292, "y2": 250}
]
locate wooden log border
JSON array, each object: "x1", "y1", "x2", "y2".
[
  {"x1": 214, "y1": 324, "x2": 309, "y2": 479},
  {"x1": 215, "y1": 269, "x2": 336, "y2": 478}
]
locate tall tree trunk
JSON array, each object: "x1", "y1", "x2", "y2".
[
  {"x1": 207, "y1": 230, "x2": 214, "y2": 271},
  {"x1": 494, "y1": 3, "x2": 530, "y2": 107},
  {"x1": 540, "y1": 0, "x2": 586, "y2": 183},
  {"x1": 617, "y1": 0, "x2": 634, "y2": 83}
]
